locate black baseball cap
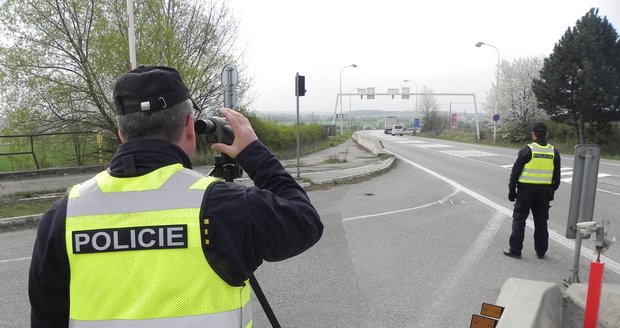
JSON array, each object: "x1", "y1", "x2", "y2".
[
  {"x1": 113, "y1": 65, "x2": 191, "y2": 115},
  {"x1": 532, "y1": 123, "x2": 547, "y2": 133}
]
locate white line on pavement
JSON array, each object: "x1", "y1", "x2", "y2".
[
  {"x1": 342, "y1": 189, "x2": 461, "y2": 222},
  {"x1": 416, "y1": 210, "x2": 505, "y2": 327},
  {"x1": 389, "y1": 151, "x2": 620, "y2": 276},
  {"x1": 0, "y1": 256, "x2": 31, "y2": 264}
]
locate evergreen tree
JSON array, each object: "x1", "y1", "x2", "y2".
[{"x1": 532, "y1": 8, "x2": 620, "y2": 144}]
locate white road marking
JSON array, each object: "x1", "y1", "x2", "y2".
[
  {"x1": 390, "y1": 137, "x2": 617, "y2": 195},
  {"x1": 0, "y1": 256, "x2": 31, "y2": 264},
  {"x1": 415, "y1": 210, "x2": 505, "y2": 327},
  {"x1": 440, "y1": 150, "x2": 497, "y2": 157},
  {"x1": 410, "y1": 143, "x2": 454, "y2": 148},
  {"x1": 343, "y1": 189, "x2": 461, "y2": 222},
  {"x1": 384, "y1": 151, "x2": 620, "y2": 276}
]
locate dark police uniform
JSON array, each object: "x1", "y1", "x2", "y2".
[
  {"x1": 29, "y1": 138, "x2": 323, "y2": 326},
  {"x1": 505, "y1": 127, "x2": 561, "y2": 259}
]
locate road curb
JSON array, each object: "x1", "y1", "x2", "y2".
[
  {"x1": 0, "y1": 215, "x2": 41, "y2": 231},
  {"x1": 0, "y1": 157, "x2": 394, "y2": 233}
]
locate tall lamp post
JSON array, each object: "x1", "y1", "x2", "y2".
[
  {"x1": 349, "y1": 88, "x2": 357, "y2": 131},
  {"x1": 403, "y1": 79, "x2": 418, "y2": 112},
  {"x1": 126, "y1": 0, "x2": 137, "y2": 69},
  {"x1": 339, "y1": 64, "x2": 357, "y2": 134},
  {"x1": 475, "y1": 41, "x2": 500, "y2": 143}
]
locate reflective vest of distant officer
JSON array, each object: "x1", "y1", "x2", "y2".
[
  {"x1": 65, "y1": 164, "x2": 252, "y2": 327},
  {"x1": 518, "y1": 143, "x2": 555, "y2": 185}
]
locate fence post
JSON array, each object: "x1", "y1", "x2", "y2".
[{"x1": 29, "y1": 135, "x2": 40, "y2": 169}]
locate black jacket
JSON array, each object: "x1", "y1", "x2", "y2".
[
  {"x1": 29, "y1": 138, "x2": 323, "y2": 327},
  {"x1": 509, "y1": 138, "x2": 561, "y2": 191}
]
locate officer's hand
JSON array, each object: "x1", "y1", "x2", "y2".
[
  {"x1": 508, "y1": 188, "x2": 517, "y2": 202},
  {"x1": 548, "y1": 189, "x2": 554, "y2": 201},
  {"x1": 211, "y1": 108, "x2": 258, "y2": 158}
]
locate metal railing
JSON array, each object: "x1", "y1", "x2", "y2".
[{"x1": 0, "y1": 131, "x2": 104, "y2": 172}]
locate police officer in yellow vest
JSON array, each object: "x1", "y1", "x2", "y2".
[
  {"x1": 503, "y1": 123, "x2": 560, "y2": 260},
  {"x1": 29, "y1": 66, "x2": 323, "y2": 327}
]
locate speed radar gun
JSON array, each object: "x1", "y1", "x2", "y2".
[{"x1": 194, "y1": 64, "x2": 282, "y2": 328}]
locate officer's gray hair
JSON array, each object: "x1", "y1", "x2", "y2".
[{"x1": 117, "y1": 99, "x2": 193, "y2": 143}]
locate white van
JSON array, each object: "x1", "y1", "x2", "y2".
[{"x1": 391, "y1": 125, "x2": 404, "y2": 136}]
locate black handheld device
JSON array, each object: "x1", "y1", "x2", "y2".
[{"x1": 194, "y1": 116, "x2": 243, "y2": 182}]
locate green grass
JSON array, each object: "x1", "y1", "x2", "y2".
[
  {"x1": 1, "y1": 191, "x2": 64, "y2": 218},
  {"x1": 272, "y1": 132, "x2": 353, "y2": 160},
  {"x1": 0, "y1": 198, "x2": 57, "y2": 218}
]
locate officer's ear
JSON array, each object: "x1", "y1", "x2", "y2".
[
  {"x1": 184, "y1": 114, "x2": 195, "y2": 140},
  {"x1": 118, "y1": 130, "x2": 127, "y2": 144},
  {"x1": 176, "y1": 114, "x2": 196, "y2": 157}
]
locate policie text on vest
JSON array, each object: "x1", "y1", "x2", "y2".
[{"x1": 72, "y1": 225, "x2": 188, "y2": 254}]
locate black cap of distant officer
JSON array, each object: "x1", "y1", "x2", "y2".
[
  {"x1": 113, "y1": 65, "x2": 190, "y2": 115},
  {"x1": 532, "y1": 123, "x2": 547, "y2": 133}
]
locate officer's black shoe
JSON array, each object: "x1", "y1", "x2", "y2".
[
  {"x1": 503, "y1": 250, "x2": 522, "y2": 259},
  {"x1": 537, "y1": 254, "x2": 545, "y2": 259}
]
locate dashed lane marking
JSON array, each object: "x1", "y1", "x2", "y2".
[{"x1": 440, "y1": 149, "x2": 497, "y2": 157}]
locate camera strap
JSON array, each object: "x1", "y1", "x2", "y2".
[{"x1": 250, "y1": 274, "x2": 281, "y2": 328}]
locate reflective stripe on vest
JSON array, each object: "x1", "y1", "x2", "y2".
[
  {"x1": 65, "y1": 164, "x2": 252, "y2": 327},
  {"x1": 68, "y1": 304, "x2": 252, "y2": 328},
  {"x1": 518, "y1": 143, "x2": 554, "y2": 185}
]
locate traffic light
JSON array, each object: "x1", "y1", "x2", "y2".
[{"x1": 295, "y1": 74, "x2": 305, "y2": 96}]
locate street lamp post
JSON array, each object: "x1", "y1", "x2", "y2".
[
  {"x1": 339, "y1": 64, "x2": 357, "y2": 134},
  {"x1": 126, "y1": 0, "x2": 137, "y2": 69},
  {"x1": 349, "y1": 88, "x2": 357, "y2": 131},
  {"x1": 403, "y1": 79, "x2": 418, "y2": 112},
  {"x1": 475, "y1": 41, "x2": 500, "y2": 143}
]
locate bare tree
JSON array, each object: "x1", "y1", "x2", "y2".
[
  {"x1": 0, "y1": 0, "x2": 246, "y2": 139},
  {"x1": 418, "y1": 86, "x2": 446, "y2": 134}
]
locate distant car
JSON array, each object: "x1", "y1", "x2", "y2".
[{"x1": 391, "y1": 125, "x2": 404, "y2": 136}]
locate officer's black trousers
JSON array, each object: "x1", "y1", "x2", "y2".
[{"x1": 508, "y1": 187, "x2": 551, "y2": 256}]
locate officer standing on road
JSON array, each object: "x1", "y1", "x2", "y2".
[
  {"x1": 28, "y1": 65, "x2": 323, "y2": 327},
  {"x1": 504, "y1": 123, "x2": 561, "y2": 260}
]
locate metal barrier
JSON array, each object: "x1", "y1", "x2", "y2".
[{"x1": 0, "y1": 131, "x2": 103, "y2": 172}]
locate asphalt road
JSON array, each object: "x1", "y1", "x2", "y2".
[
  {"x1": 2, "y1": 132, "x2": 619, "y2": 327},
  {"x1": 374, "y1": 131, "x2": 620, "y2": 267}
]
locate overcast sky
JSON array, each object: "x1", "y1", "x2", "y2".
[{"x1": 227, "y1": 0, "x2": 620, "y2": 116}]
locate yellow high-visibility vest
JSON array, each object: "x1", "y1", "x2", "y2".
[
  {"x1": 518, "y1": 143, "x2": 555, "y2": 185},
  {"x1": 65, "y1": 164, "x2": 252, "y2": 327}
]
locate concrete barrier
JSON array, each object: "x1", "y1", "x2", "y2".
[
  {"x1": 352, "y1": 131, "x2": 386, "y2": 155},
  {"x1": 495, "y1": 278, "x2": 563, "y2": 328}
]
